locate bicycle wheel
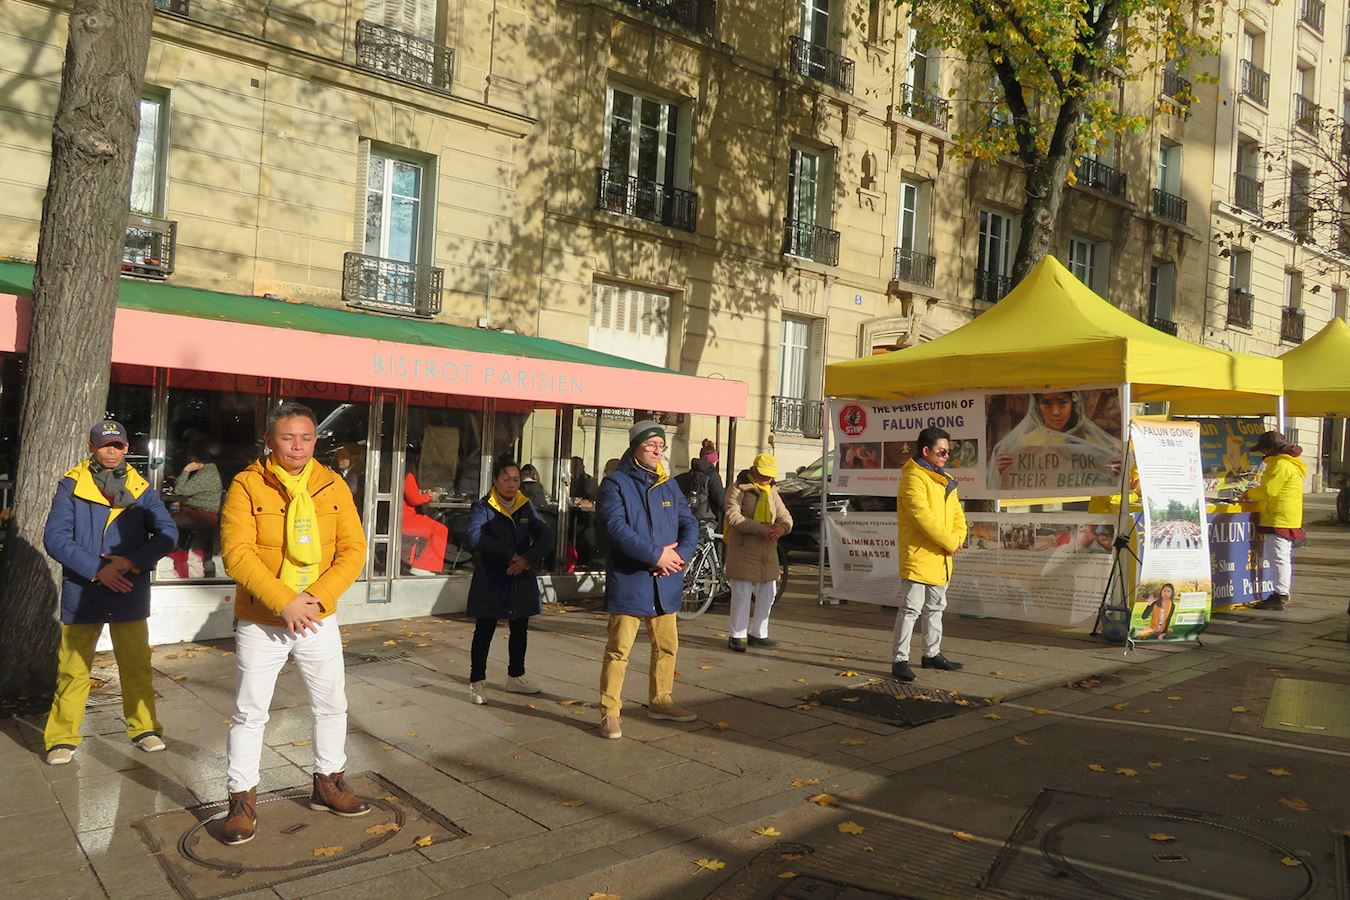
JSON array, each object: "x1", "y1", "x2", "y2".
[{"x1": 678, "y1": 547, "x2": 717, "y2": 620}]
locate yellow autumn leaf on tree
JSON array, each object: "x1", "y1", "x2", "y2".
[
  {"x1": 807, "y1": 793, "x2": 840, "y2": 807},
  {"x1": 312, "y1": 846, "x2": 343, "y2": 858},
  {"x1": 754, "y1": 826, "x2": 783, "y2": 837},
  {"x1": 365, "y1": 822, "x2": 401, "y2": 835},
  {"x1": 837, "y1": 821, "x2": 865, "y2": 835},
  {"x1": 952, "y1": 831, "x2": 976, "y2": 842},
  {"x1": 1147, "y1": 832, "x2": 1175, "y2": 842},
  {"x1": 694, "y1": 858, "x2": 727, "y2": 872},
  {"x1": 413, "y1": 835, "x2": 434, "y2": 847}
]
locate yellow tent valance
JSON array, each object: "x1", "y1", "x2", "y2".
[{"x1": 825, "y1": 257, "x2": 1283, "y2": 409}]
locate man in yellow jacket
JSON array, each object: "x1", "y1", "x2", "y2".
[
  {"x1": 1242, "y1": 430, "x2": 1307, "y2": 611},
  {"x1": 218, "y1": 402, "x2": 369, "y2": 845},
  {"x1": 891, "y1": 426, "x2": 968, "y2": 682}
]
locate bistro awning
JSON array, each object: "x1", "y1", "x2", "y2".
[
  {"x1": 0, "y1": 262, "x2": 746, "y2": 417},
  {"x1": 824, "y1": 256, "x2": 1283, "y2": 409}
]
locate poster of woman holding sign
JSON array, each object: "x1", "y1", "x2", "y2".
[{"x1": 986, "y1": 390, "x2": 1122, "y2": 493}]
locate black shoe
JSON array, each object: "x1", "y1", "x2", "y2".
[
  {"x1": 746, "y1": 636, "x2": 778, "y2": 648},
  {"x1": 727, "y1": 637, "x2": 747, "y2": 652},
  {"x1": 921, "y1": 654, "x2": 964, "y2": 671},
  {"x1": 1251, "y1": 594, "x2": 1288, "y2": 611},
  {"x1": 891, "y1": 661, "x2": 916, "y2": 682}
]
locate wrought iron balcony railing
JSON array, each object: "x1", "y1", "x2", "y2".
[
  {"x1": 892, "y1": 247, "x2": 936, "y2": 288},
  {"x1": 896, "y1": 83, "x2": 950, "y2": 130},
  {"x1": 771, "y1": 396, "x2": 824, "y2": 439},
  {"x1": 1227, "y1": 288, "x2": 1253, "y2": 328},
  {"x1": 1148, "y1": 315, "x2": 1178, "y2": 335},
  {"x1": 974, "y1": 267, "x2": 1012, "y2": 303},
  {"x1": 342, "y1": 252, "x2": 443, "y2": 317},
  {"x1": 1241, "y1": 60, "x2": 1269, "y2": 106},
  {"x1": 153, "y1": 0, "x2": 189, "y2": 14},
  {"x1": 1162, "y1": 68, "x2": 1191, "y2": 100},
  {"x1": 1281, "y1": 306, "x2": 1305, "y2": 343},
  {"x1": 594, "y1": 168, "x2": 698, "y2": 232},
  {"x1": 1234, "y1": 173, "x2": 1262, "y2": 214},
  {"x1": 1074, "y1": 155, "x2": 1127, "y2": 197},
  {"x1": 1152, "y1": 188, "x2": 1187, "y2": 224},
  {"x1": 355, "y1": 20, "x2": 453, "y2": 92},
  {"x1": 787, "y1": 35, "x2": 855, "y2": 94},
  {"x1": 123, "y1": 214, "x2": 176, "y2": 279},
  {"x1": 1300, "y1": 0, "x2": 1325, "y2": 34},
  {"x1": 783, "y1": 218, "x2": 840, "y2": 266},
  {"x1": 1293, "y1": 93, "x2": 1319, "y2": 133},
  {"x1": 617, "y1": 0, "x2": 716, "y2": 36}
]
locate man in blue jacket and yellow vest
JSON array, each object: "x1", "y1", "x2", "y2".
[
  {"x1": 42, "y1": 420, "x2": 177, "y2": 765},
  {"x1": 595, "y1": 420, "x2": 700, "y2": 739},
  {"x1": 891, "y1": 426, "x2": 967, "y2": 683}
]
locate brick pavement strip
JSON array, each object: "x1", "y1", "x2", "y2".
[{"x1": 6, "y1": 517, "x2": 1347, "y2": 899}]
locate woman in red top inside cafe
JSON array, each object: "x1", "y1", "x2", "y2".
[{"x1": 402, "y1": 451, "x2": 448, "y2": 576}]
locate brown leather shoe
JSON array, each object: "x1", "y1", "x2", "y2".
[
  {"x1": 309, "y1": 771, "x2": 370, "y2": 817},
  {"x1": 221, "y1": 788, "x2": 256, "y2": 845}
]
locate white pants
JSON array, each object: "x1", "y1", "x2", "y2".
[
  {"x1": 729, "y1": 580, "x2": 777, "y2": 639},
  {"x1": 892, "y1": 579, "x2": 946, "y2": 663},
  {"x1": 226, "y1": 619, "x2": 348, "y2": 793},
  {"x1": 1271, "y1": 534, "x2": 1293, "y2": 595}
]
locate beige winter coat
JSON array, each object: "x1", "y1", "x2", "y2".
[{"x1": 723, "y1": 480, "x2": 793, "y2": 583}]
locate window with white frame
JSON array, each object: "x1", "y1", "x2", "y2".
[
  {"x1": 897, "y1": 180, "x2": 931, "y2": 254},
  {"x1": 1148, "y1": 261, "x2": 1176, "y2": 322},
  {"x1": 976, "y1": 210, "x2": 1014, "y2": 301},
  {"x1": 1156, "y1": 141, "x2": 1181, "y2": 194},
  {"x1": 906, "y1": 28, "x2": 936, "y2": 91},
  {"x1": 130, "y1": 95, "x2": 167, "y2": 216},
  {"x1": 778, "y1": 315, "x2": 824, "y2": 401},
  {"x1": 589, "y1": 281, "x2": 671, "y2": 368},
  {"x1": 1333, "y1": 286, "x2": 1347, "y2": 321},
  {"x1": 1286, "y1": 270, "x2": 1303, "y2": 311},
  {"x1": 865, "y1": 0, "x2": 883, "y2": 42},
  {"x1": 799, "y1": 0, "x2": 832, "y2": 48},
  {"x1": 365, "y1": 150, "x2": 427, "y2": 264},
  {"x1": 1229, "y1": 250, "x2": 1252, "y2": 292},
  {"x1": 1066, "y1": 237, "x2": 1110, "y2": 295},
  {"x1": 787, "y1": 146, "x2": 831, "y2": 229},
  {"x1": 604, "y1": 86, "x2": 685, "y2": 189}
]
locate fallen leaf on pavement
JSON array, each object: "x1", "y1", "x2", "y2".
[
  {"x1": 1281, "y1": 857, "x2": 1304, "y2": 867},
  {"x1": 1167, "y1": 696, "x2": 1183, "y2": 701},
  {"x1": 1088, "y1": 764, "x2": 1106, "y2": 773},
  {"x1": 1033, "y1": 708, "x2": 1050, "y2": 716},
  {"x1": 1013, "y1": 736, "x2": 1034, "y2": 747},
  {"x1": 807, "y1": 793, "x2": 840, "y2": 807},
  {"x1": 1116, "y1": 768, "x2": 1137, "y2": 777},
  {"x1": 1231, "y1": 706, "x2": 1248, "y2": 713},
  {"x1": 1147, "y1": 762, "x2": 1163, "y2": 769},
  {"x1": 405, "y1": 732, "x2": 418, "y2": 737},
  {"x1": 291, "y1": 739, "x2": 311, "y2": 747},
  {"x1": 840, "y1": 738, "x2": 867, "y2": 746},
  {"x1": 1183, "y1": 737, "x2": 1198, "y2": 743},
  {"x1": 413, "y1": 835, "x2": 434, "y2": 847},
  {"x1": 793, "y1": 677, "x2": 808, "y2": 684},
  {"x1": 835, "y1": 670, "x2": 860, "y2": 677},
  {"x1": 790, "y1": 778, "x2": 820, "y2": 788},
  {"x1": 382, "y1": 640, "x2": 398, "y2": 646},
  {"x1": 312, "y1": 846, "x2": 343, "y2": 858},
  {"x1": 984, "y1": 712, "x2": 1002, "y2": 720},
  {"x1": 560, "y1": 799, "x2": 586, "y2": 807},
  {"x1": 699, "y1": 665, "x2": 715, "y2": 671},
  {"x1": 778, "y1": 871, "x2": 796, "y2": 879},
  {"x1": 753, "y1": 826, "x2": 782, "y2": 837},
  {"x1": 780, "y1": 852, "x2": 804, "y2": 861},
  {"x1": 711, "y1": 722, "x2": 731, "y2": 730},
  {"x1": 559, "y1": 699, "x2": 588, "y2": 706},
  {"x1": 1111, "y1": 703, "x2": 1128, "y2": 711},
  {"x1": 185, "y1": 725, "x2": 198, "y2": 732},
  {"x1": 171, "y1": 675, "x2": 187, "y2": 682},
  {"x1": 1227, "y1": 773, "x2": 1247, "y2": 781},
  {"x1": 1280, "y1": 797, "x2": 1311, "y2": 812},
  {"x1": 588, "y1": 892, "x2": 622, "y2": 899},
  {"x1": 1147, "y1": 832, "x2": 1175, "y2": 842},
  {"x1": 837, "y1": 821, "x2": 865, "y2": 835},
  {"x1": 863, "y1": 845, "x2": 875, "y2": 852},
  {"x1": 365, "y1": 822, "x2": 400, "y2": 835},
  {"x1": 839, "y1": 696, "x2": 859, "y2": 703},
  {"x1": 1267, "y1": 767, "x2": 1293, "y2": 777},
  {"x1": 694, "y1": 858, "x2": 726, "y2": 872},
  {"x1": 952, "y1": 831, "x2": 975, "y2": 842},
  {"x1": 832, "y1": 657, "x2": 845, "y2": 662},
  {"x1": 990, "y1": 671, "x2": 1004, "y2": 677},
  {"x1": 1136, "y1": 709, "x2": 1152, "y2": 715}
]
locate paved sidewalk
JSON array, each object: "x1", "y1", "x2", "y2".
[{"x1": 2, "y1": 502, "x2": 1347, "y2": 899}]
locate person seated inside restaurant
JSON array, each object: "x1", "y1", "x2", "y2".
[
  {"x1": 518, "y1": 464, "x2": 549, "y2": 507},
  {"x1": 402, "y1": 453, "x2": 449, "y2": 576},
  {"x1": 333, "y1": 445, "x2": 365, "y2": 512},
  {"x1": 168, "y1": 441, "x2": 223, "y2": 578}
]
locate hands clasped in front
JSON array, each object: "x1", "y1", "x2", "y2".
[
  {"x1": 279, "y1": 592, "x2": 325, "y2": 635},
  {"x1": 651, "y1": 542, "x2": 685, "y2": 577}
]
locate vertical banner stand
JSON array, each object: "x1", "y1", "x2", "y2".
[{"x1": 1093, "y1": 384, "x2": 1137, "y2": 644}]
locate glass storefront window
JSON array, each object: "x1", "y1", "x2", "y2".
[
  {"x1": 107, "y1": 364, "x2": 156, "y2": 476},
  {"x1": 400, "y1": 394, "x2": 484, "y2": 576},
  {"x1": 0, "y1": 354, "x2": 24, "y2": 508},
  {"x1": 282, "y1": 381, "x2": 373, "y2": 517}
]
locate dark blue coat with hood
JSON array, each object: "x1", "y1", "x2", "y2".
[{"x1": 596, "y1": 452, "x2": 699, "y2": 617}]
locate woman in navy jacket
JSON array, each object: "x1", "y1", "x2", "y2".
[{"x1": 463, "y1": 460, "x2": 552, "y2": 705}]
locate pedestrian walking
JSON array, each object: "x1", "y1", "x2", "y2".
[
  {"x1": 891, "y1": 426, "x2": 967, "y2": 682},
  {"x1": 464, "y1": 460, "x2": 553, "y2": 705},
  {"x1": 595, "y1": 420, "x2": 700, "y2": 739},
  {"x1": 218, "y1": 402, "x2": 369, "y2": 846},
  {"x1": 41, "y1": 420, "x2": 178, "y2": 765},
  {"x1": 1242, "y1": 430, "x2": 1307, "y2": 611},
  {"x1": 723, "y1": 453, "x2": 792, "y2": 652}
]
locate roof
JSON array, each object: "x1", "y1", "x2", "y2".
[{"x1": 824, "y1": 256, "x2": 1283, "y2": 409}]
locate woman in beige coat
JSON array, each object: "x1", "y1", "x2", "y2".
[{"x1": 723, "y1": 453, "x2": 793, "y2": 652}]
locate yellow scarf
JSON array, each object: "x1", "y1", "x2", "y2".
[
  {"x1": 488, "y1": 488, "x2": 528, "y2": 517},
  {"x1": 267, "y1": 456, "x2": 323, "y2": 592},
  {"x1": 751, "y1": 478, "x2": 774, "y2": 524},
  {"x1": 636, "y1": 457, "x2": 669, "y2": 488}
]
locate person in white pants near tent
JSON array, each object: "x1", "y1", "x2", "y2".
[{"x1": 723, "y1": 453, "x2": 793, "y2": 651}]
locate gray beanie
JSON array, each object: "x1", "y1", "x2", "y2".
[{"x1": 628, "y1": 419, "x2": 666, "y2": 451}]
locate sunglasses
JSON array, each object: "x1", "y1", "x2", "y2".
[{"x1": 931, "y1": 448, "x2": 950, "y2": 457}]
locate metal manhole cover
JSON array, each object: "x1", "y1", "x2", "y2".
[
  {"x1": 816, "y1": 681, "x2": 989, "y2": 728},
  {"x1": 133, "y1": 772, "x2": 465, "y2": 899},
  {"x1": 983, "y1": 789, "x2": 1347, "y2": 899},
  {"x1": 1264, "y1": 678, "x2": 1350, "y2": 739}
]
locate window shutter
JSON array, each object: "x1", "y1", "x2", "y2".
[
  {"x1": 589, "y1": 282, "x2": 670, "y2": 367},
  {"x1": 808, "y1": 317, "x2": 827, "y2": 401},
  {"x1": 353, "y1": 139, "x2": 372, "y2": 250},
  {"x1": 364, "y1": 0, "x2": 387, "y2": 25}
]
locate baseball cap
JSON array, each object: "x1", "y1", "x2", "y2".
[
  {"x1": 1249, "y1": 430, "x2": 1286, "y2": 454},
  {"x1": 751, "y1": 453, "x2": 779, "y2": 479},
  {"x1": 90, "y1": 420, "x2": 129, "y2": 448}
]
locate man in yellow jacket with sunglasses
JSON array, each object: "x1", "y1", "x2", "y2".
[{"x1": 218, "y1": 402, "x2": 368, "y2": 845}]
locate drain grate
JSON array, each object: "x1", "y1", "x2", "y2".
[
  {"x1": 816, "y1": 681, "x2": 989, "y2": 728},
  {"x1": 344, "y1": 650, "x2": 412, "y2": 666},
  {"x1": 765, "y1": 875, "x2": 917, "y2": 899},
  {"x1": 1263, "y1": 678, "x2": 1350, "y2": 739}
]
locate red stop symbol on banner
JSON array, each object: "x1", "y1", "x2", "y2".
[{"x1": 839, "y1": 404, "x2": 867, "y2": 436}]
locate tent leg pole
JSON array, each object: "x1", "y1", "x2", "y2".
[
  {"x1": 1276, "y1": 395, "x2": 1286, "y2": 433},
  {"x1": 818, "y1": 399, "x2": 830, "y2": 607}
]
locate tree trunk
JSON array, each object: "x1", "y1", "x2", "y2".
[
  {"x1": 1011, "y1": 150, "x2": 1077, "y2": 285},
  {"x1": 0, "y1": 0, "x2": 155, "y2": 711}
]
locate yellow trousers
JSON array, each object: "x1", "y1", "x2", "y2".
[
  {"x1": 600, "y1": 613, "x2": 678, "y2": 716},
  {"x1": 44, "y1": 621, "x2": 160, "y2": 750}
]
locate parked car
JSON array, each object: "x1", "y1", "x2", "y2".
[{"x1": 774, "y1": 454, "x2": 896, "y2": 565}]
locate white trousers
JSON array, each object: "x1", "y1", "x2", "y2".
[
  {"x1": 226, "y1": 618, "x2": 348, "y2": 793},
  {"x1": 1271, "y1": 534, "x2": 1293, "y2": 595},
  {"x1": 891, "y1": 579, "x2": 946, "y2": 663},
  {"x1": 729, "y1": 579, "x2": 777, "y2": 639}
]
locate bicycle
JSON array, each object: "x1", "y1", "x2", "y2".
[{"x1": 677, "y1": 521, "x2": 730, "y2": 620}]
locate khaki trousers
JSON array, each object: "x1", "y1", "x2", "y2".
[{"x1": 600, "y1": 613, "x2": 678, "y2": 716}]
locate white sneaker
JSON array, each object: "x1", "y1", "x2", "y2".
[
  {"x1": 45, "y1": 747, "x2": 75, "y2": 765},
  {"x1": 133, "y1": 734, "x2": 166, "y2": 752},
  {"x1": 469, "y1": 680, "x2": 487, "y2": 705},
  {"x1": 504, "y1": 674, "x2": 541, "y2": 694}
]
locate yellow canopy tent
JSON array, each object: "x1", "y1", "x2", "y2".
[
  {"x1": 1173, "y1": 317, "x2": 1350, "y2": 417},
  {"x1": 825, "y1": 256, "x2": 1283, "y2": 409}
]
